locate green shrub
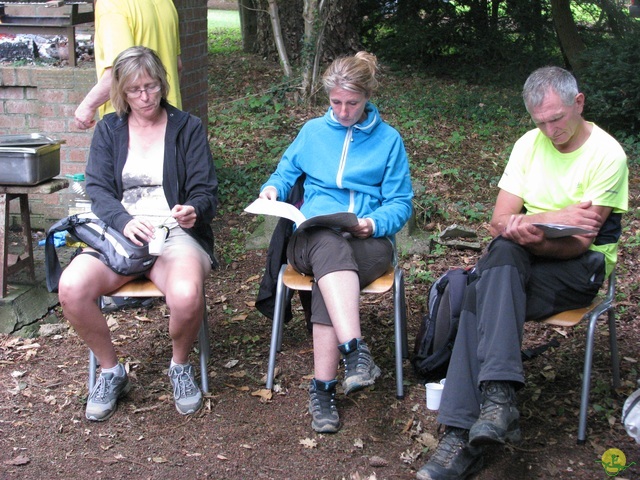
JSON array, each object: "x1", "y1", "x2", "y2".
[{"x1": 580, "y1": 33, "x2": 640, "y2": 136}]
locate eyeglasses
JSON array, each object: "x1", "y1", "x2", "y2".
[{"x1": 124, "y1": 83, "x2": 162, "y2": 98}]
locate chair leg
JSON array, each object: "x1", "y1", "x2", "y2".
[
  {"x1": 266, "y1": 265, "x2": 288, "y2": 389},
  {"x1": 607, "y1": 308, "x2": 621, "y2": 389},
  {"x1": 89, "y1": 349, "x2": 97, "y2": 391},
  {"x1": 88, "y1": 295, "x2": 107, "y2": 391},
  {"x1": 198, "y1": 306, "x2": 210, "y2": 394},
  {"x1": 577, "y1": 309, "x2": 600, "y2": 445},
  {"x1": 393, "y1": 268, "x2": 406, "y2": 399}
]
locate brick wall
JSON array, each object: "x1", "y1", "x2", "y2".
[{"x1": 0, "y1": 0, "x2": 209, "y2": 230}]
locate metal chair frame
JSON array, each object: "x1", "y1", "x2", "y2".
[
  {"x1": 88, "y1": 278, "x2": 210, "y2": 393},
  {"x1": 266, "y1": 263, "x2": 409, "y2": 399},
  {"x1": 541, "y1": 270, "x2": 620, "y2": 444}
]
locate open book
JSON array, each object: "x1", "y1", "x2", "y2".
[
  {"x1": 244, "y1": 198, "x2": 359, "y2": 230},
  {"x1": 532, "y1": 223, "x2": 594, "y2": 239}
]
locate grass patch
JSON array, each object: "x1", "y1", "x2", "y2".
[{"x1": 207, "y1": 9, "x2": 240, "y2": 30}]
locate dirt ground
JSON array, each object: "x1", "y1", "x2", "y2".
[{"x1": 2, "y1": 53, "x2": 640, "y2": 479}]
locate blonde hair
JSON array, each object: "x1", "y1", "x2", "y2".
[
  {"x1": 322, "y1": 51, "x2": 380, "y2": 98},
  {"x1": 110, "y1": 46, "x2": 170, "y2": 117}
]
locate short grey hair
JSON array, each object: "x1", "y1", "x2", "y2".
[{"x1": 522, "y1": 66, "x2": 579, "y2": 112}]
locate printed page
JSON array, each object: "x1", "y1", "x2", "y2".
[
  {"x1": 532, "y1": 223, "x2": 595, "y2": 238},
  {"x1": 244, "y1": 198, "x2": 307, "y2": 225},
  {"x1": 244, "y1": 198, "x2": 358, "y2": 230}
]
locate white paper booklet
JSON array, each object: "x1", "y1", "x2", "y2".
[
  {"x1": 244, "y1": 198, "x2": 358, "y2": 230},
  {"x1": 532, "y1": 223, "x2": 594, "y2": 239}
]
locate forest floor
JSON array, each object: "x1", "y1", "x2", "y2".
[{"x1": 1, "y1": 46, "x2": 640, "y2": 480}]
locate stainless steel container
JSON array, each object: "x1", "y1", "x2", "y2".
[{"x1": 0, "y1": 133, "x2": 63, "y2": 185}]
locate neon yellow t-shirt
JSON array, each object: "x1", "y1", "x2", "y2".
[
  {"x1": 95, "y1": 0, "x2": 181, "y2": 117},
  {"x1": 498, "y1": 123, "x2": 628, "y2": 274}
]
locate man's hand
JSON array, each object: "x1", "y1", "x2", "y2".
[
  {"x1": 502, "y1": 214, "x2": 545, "y2": 247},
  {"x1": 547, "y1": 200, "x2": 602, "y2": 232},
  {"x1": 74, "y1": 103, "x2": 97, "y2": 130}
]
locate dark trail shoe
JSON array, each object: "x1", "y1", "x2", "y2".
[
  {"x1": 338, "y1": 338, "x2": 381, "y2": 395},
  {"x1": 469, "y1": 381, "x2": 521, "y2": 446},
  {"x1": 416, "y1": 427, "x2": 484, "y2": 480},
  {"x1": 309, "y1": 379, "x2": 340, "y2": 433}
]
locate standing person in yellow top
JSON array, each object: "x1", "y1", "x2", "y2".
[{"x1": 74, "y1": 0, "x2": 181, "y2": 130}]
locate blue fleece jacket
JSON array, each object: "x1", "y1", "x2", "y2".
[{"x1": 261, "y1": 103, "x2": 413, "y2": 237}]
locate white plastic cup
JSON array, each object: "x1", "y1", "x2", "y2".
[
  {"x1": 148, "y1": 226, "x2": 169, "y2": 256},
  {"x1": 426, "y1": 382, "x2": 444, "y2": 411}
]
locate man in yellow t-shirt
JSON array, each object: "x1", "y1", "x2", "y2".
[
  {"x1": 74, "y1": 0, "x2": 181, "y2": 129},
  {"x1": 416, "y1": 66, "x2": 628, "y2": 480}
]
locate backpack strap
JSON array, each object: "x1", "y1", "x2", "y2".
[{"x1": 45, "y1": 215, "x2": 92, "y2": 293}]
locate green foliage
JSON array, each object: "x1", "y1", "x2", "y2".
[
  {"x1": 208, "y1": 28, "x2": 242, "y2": 55},
  {"x1": 360, "y1": 0, "x2": 561, "y2": 85},
  {"x1": 579, "y1": 31, "x2": 640, "y2": 136}
]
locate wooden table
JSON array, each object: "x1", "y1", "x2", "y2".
[{"x1": 0, "y1": 177, "x2": 68, "y2": 298}]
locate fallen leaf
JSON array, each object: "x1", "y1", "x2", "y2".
[
  {"x1": 10, "y1": 370, "x2": 26, "y2": 378},
  {"x1": 224, "y1": 359, "x2": 239, "y2": 369},
  {"x1": 152, "y1": 457, "x2": 167, "y2": 463},
  {"x1": 251, "y1": 389, "x2": 273, "y2": 402},
  {"x1": 246, "y1": 274, "x2": 260, "y2": 282},
  {"x1": 4, "y1": 455, "x2": 30, "y2": 466},
  {"x1": 299, "y1": 438, "x2": 317, "y2": 449},
  {"x1": 230, "y1": 314, "x2": 248, "y2": 322},
  {"x1": 16, "y1": 343, "x2": 40, "y2": 350},
  {"x1": 217, "y1": 454, "x2": 228, "y2": 460}
]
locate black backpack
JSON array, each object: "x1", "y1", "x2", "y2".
[{"x1": 412, "y1": 268, "x2": 476, "y2": 380}]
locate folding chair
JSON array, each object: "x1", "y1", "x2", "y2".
[
  {"x1": 540, "y1": 270, "x2": 620, "y2": 444},
  {"x1": 88, "y1": 278, "x2": 211, "y2": 393},
  {"x1": 265, "y1": 263, "x2": 409, "y2": 399}
]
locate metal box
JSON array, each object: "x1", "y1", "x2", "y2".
[{"x1": 0, "y1": 133, "x2": 62, "y2": 185}]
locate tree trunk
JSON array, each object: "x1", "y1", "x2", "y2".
[
  {"x1": 267, "y1": 0, "x2": 293, "y2": 77},
  {"x1": 239, "y1": 0, "x2": 258, "y2": 53},
  {"x1": 301, "y1": 0, "x2": 328, "y2": 101},
  {"x1": 253, "y1": 0, "x2": 359, "y2": 65},
  {"x1": 550, "y1": 0, "x2": 586, "y2": 72}
]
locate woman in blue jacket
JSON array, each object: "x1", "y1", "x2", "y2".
[{"x1": 259, "y1": 51, "x2": 413, "y2": 433}]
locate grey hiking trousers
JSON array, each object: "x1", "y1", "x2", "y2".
[{"x1": 437, "y1": 236, "x2": 606, "y2": 430}]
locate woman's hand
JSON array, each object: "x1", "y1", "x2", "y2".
[
  {"x1": 349, "y1": 218, "x2": 374, "y2": 238},
  {"x1": 259, "y1": 186, "x2": 278, "y2": 201},
  {"x1": 123, "y1": 218, "x2": 155, "y2": 246},
  {"x1": 172, "y1": 204, "x2": 197, "y2": 229}
]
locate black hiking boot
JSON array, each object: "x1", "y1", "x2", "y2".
[
  {"x1": 415, "y1": 427, "x2": 484, "y2": 480},
  {"x1": 468, "y1": 381, "x2": 521, "y2": 447}
]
